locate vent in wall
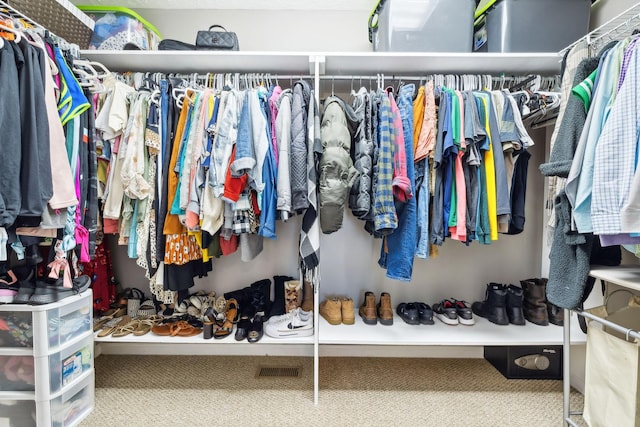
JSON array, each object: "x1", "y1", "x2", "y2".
[{"x1": 256, "y1": 366, "x2": 302, "y2": 378}]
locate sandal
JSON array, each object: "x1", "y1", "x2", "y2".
[
  {"x1": 214, "y1": 298, "x2": 238, "y2": 339},
  {"x1": 112, "y1": 317, "x2": 138, "y2": 338},
  {"x1": 152, "y1": 320, "x2": 202, "y2": 337},
  {"x1": 133, "y1": 315, "x2": 163, "y2": 336},
  {"x1": 97, "y1": 316, "x2": 131, "y2": 338},
  {"x1": 93, "y1": 316, "x2": 114, "y2": 332},
  {"x1": 137, "y1": 299, "x2": 156, "y2": 317}
]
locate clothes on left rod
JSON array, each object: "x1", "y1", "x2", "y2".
[{"x1": 95, "y1": 76, "x2": 321, "y2": 301}]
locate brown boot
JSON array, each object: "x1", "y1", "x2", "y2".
[
  {"x1": 340, "y1": 298, "x2": 355, "y2": 325},
  {"x1": 319, "y1": 298, "x2": 342, "y2": 325},
  {"x1": 359, "y1": 292, "x2": 377, "y2": 325},
  {"x1": 284, "y1": 280, "x2": 302, "y2": 313},
  {"x1": 301, "y1": 281, "x2": 314, "y2": 312},
  {"x1": 521, "y1": 278, "x2": 549, "y2": 326},
  {"x1": 377, "y1": 292, "x2": 393, "y2": 326}
]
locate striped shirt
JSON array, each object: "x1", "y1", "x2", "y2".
[{"x1": 591, "y1": 44, "x2": 640, "y2": 235}]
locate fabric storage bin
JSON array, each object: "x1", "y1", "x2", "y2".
[
  {"x1": 474, "y1": 0, "x2": 591, "y2": 52},
  {"x1": 78, "y1": 6, "x2": 162, "y2": 50},
  {"x1": 370, "y1": 0, "x2": 475, "y2": 52}
]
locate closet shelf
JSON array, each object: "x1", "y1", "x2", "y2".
[
  {"x1": 79, "y1": 51, "x2": 562, "y2": 75},
  {"x1": 320, "y1": 314, "x2": 586, "y2": 346},
  {"x1": 79, "y1": 51, "x2": 315, "y2": 74},
  {"x1": 588, "y1": 266, "x2": 640, "y2": 292},
  {"x1": 320, "y1": 52, "x2": 561, "y2": 75},
  {"x1": 94, "y1": 332, "x2": 314, "y2": 345}
]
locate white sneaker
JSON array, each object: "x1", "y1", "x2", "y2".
[{"x1": 265, "y1": 308, "x2": 313, "y2": 338}]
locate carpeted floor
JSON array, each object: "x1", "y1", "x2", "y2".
[{"x1": 81, "y1": 356, "x2": 586, "y2": 427}]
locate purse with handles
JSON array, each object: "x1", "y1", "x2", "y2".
[{"x1": 196, "y1": 25, "x2": 239, "y2": 51}]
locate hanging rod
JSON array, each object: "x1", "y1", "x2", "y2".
[{"x1": 574, "y1": 308, "x2": 640, "y2": 341}]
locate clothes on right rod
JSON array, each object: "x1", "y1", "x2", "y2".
[
  {"x1": 541, "y1": 34, "x2": 640, "y2": 309},
  {"x1": 319, "y1": 83, "x2": 535, "y2": 282}
]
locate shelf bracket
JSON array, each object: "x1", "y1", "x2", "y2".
[{"x1": 310, "y1": 55, "x2": 325, "y2": 75}]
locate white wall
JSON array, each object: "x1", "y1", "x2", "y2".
[
  {"x1": 135, "y1": 8, "x2": 374, "y2": 52},
  {"x1": 590, "y1": 0, "x2": 640, "y2": 28}
]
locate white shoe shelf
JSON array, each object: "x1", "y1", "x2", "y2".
[{"x1": 0, "y1": 291, "x2": 95, "y2": 427}]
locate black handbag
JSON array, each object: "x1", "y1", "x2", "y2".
[
  {"x1": 158, "y1": 39, "x2": 196, "y2": 51},
  {"x1": 195, "y1": 25, "x2": 239, "y2": 51}
]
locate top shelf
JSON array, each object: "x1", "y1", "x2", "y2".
[
  {"x1": 70, "y1": 0, "x2": 375, "y2": 10},
  {"x1": 589, "y1": 266, "x2": 640, "y2": 293},
  {"x1": 80, "y1": 51, "x2": 561, "y2": 75}
]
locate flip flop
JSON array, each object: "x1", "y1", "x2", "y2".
[{"x1": 97, "y1": 316, "x2": 131, "y2": 338}]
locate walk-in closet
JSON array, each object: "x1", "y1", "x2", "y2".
[{"x1": 0, "y1": 1, "x2": 638, "y2": 426}]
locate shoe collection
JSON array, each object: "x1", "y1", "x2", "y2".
[
  {"x1": 94, "y1": 276, "x2": 316, "y2": 342},
  {"x1": 471, "y1": 279, "x2": 563, "y2": 326}
]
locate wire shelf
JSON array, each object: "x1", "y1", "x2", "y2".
[
  {"x1": 561, "y1": 2, "x2": 640, "y2": 54},
  {"x1": 2, "y1": 0, "x2": 94, "y2": 48}
]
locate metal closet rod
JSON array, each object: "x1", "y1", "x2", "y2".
[
  {"x1": 574, "y1": 308, "x2": 640, "y2": 341},
  {"x1": 153, "y1": 73, "x2": 537, "y2": 81}
]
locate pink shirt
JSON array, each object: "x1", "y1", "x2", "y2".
[
  {"x1": 388, "y1": 91, "x2": 412, "y2": 202},
  {"x1": 450, "y1": 91, "x2": 467, "y2": 241}
]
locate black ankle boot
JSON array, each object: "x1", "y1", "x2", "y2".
[
  {"x1": 506, "y1": 285, "x2": 525, "y2": 325},
  {"x1": 270, "y1": 275, "x2": 293, "y2": 318},
  {"x1": 521, "y1": 278, "x2": 549, "y2": 326},
  {"x1": 472, "y1": 283, "x2": 509, "y2": 325}
]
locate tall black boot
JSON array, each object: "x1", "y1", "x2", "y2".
[
  {"x1": 270, "y1": 275, "x2": 293, "y2": 318},
  {"x1": 506, "y1": 284, "x2": 525, "y2": 325},
  {"x1": 224, "y1": 287, "x2": 251, "y2": 314},
  {"x1": 250, "y1": 279, "x2": 272, "y2": 317},
  {"x1": 521, "y1": 278, "x2": 549, "y2": 326},
  {"x1": 471, "y1": 283, "x2": 509, "y2": 325}
]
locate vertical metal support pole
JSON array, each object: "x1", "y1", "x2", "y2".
[
  {"x1": 312, "y1": 55, "x2": 321, "y2": 406},
  {"x1": 563, "y1": 308, "x2": 571, "y2": 426}
]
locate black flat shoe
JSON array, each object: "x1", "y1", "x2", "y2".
[
  {"x1": 396, "y1": 302, "x2": 420, "y2": 325},
  {"x1": 416, "y1": 302, "x2": 435, "y2": 325},
  {"x1": 235, "y1": 316, "x2": 251, "y2": 341},
  {"x1": 247, "y1": 312, "x2": 265, "y2": 343}
]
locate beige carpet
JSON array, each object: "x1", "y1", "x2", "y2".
[{"x1": 81, "y1": 356, "x2": 586, "y2": 427}]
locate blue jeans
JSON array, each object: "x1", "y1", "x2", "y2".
[
  {"x1": 415, "y1": 158, "x2": 430, "y2": 259},
  {"x1": 379, "y1": 84, "x2": 417, "y2": 281}
]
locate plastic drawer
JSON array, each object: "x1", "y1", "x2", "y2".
[
  {"x1": 45, "y1": 296, "x2": 92, "y2": 353},
  {"x1": 46, "y1": 335, "x2": 93, "y2": 398},
  {"x1": 0, "y1": 399, "x2": 36, "y2": 427},
  {"x1": 49, "y1": 372, "x2": 94, "y2": 427},
  {"x1": 0, "y1": 355, "x2": 35, "y2": 392},
  {"x1": 0, "y1": 311, "x2": 34, "y2": 349}
]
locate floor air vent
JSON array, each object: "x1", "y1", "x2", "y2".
[{"x1": 256, "y1": 366, "x2": 302, "y2": 378}]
